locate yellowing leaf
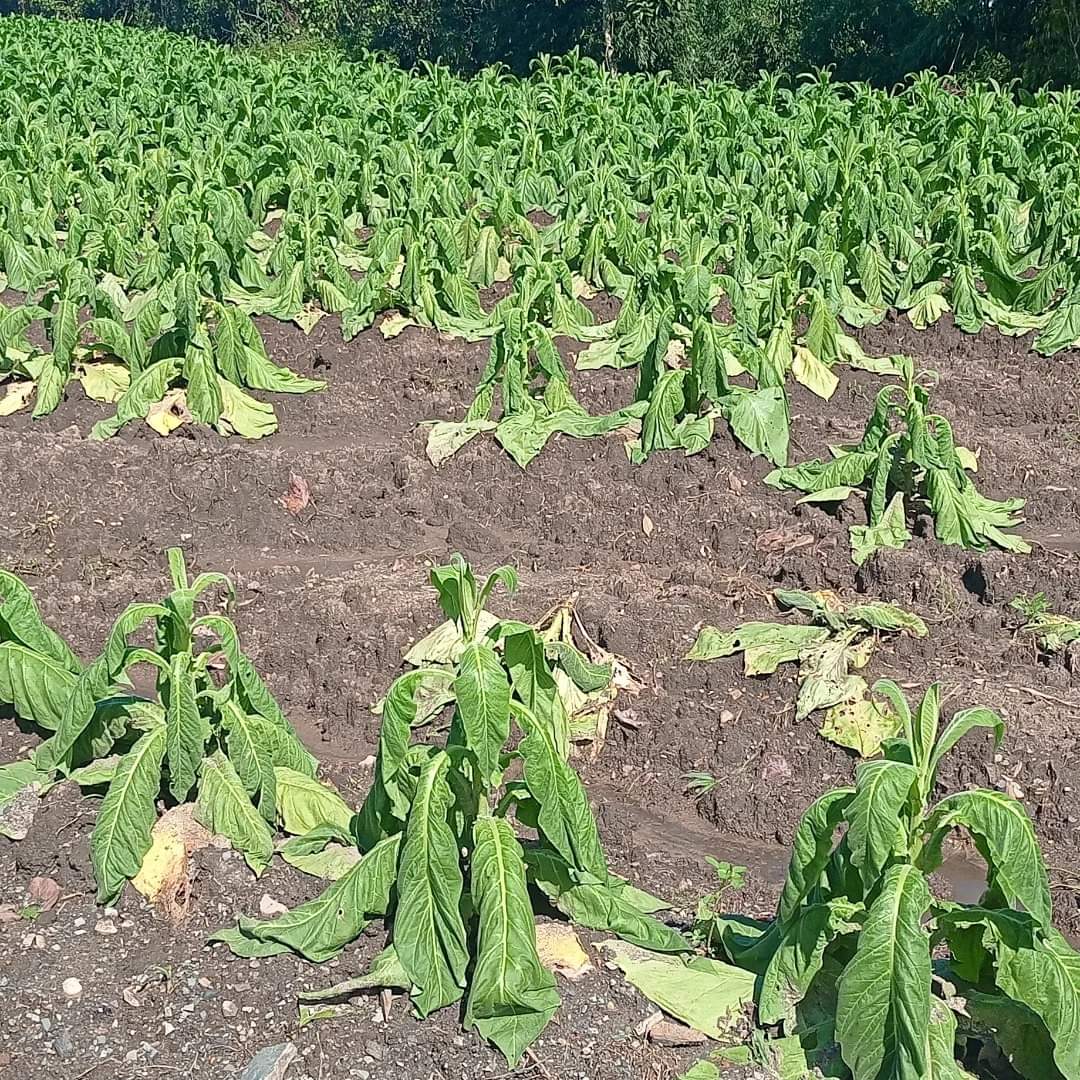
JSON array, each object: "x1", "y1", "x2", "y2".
[
  {"x1": 535, "y1": 922, "x2": 592, "y2": 980},
  {"x1": 792, "y1": 345, "x2": 839, "y2": 400},
  {"x1": 819, "y1": 696, "x2": 900, "y2": 758},
  {"x1": 600, "y1": 940, "x2": 755, "y2": 1039},
  {"x1": 380, "y1": 312, "x2": 415, "y2": 339},
  {"x1": 426, "y1": 419, "x2": 497, "y2": 467},
  {"x1": 131, "y1": 829, "x2": 187, "y2": 906},
  {"x1": 274, "y1": 767, "x2": 353, "y2": 835},
  {"x1": 0, "y1": 380, "x2": 35, "y2": 415},
  {"x1": 77, "y1": 362, "x2": 131, "y2": 403},
  {"x1": 215, "y1": 378, "x2": 277, "y2": 439},
  {"x1": 145, "y1": 388, "x2": 191, "y2": 436}
]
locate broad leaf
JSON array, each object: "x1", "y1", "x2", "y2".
[
  {"x1": 394, "y1": 753, "x2": 469, "y2": 1015},
  {"x1": 836, "y1": 864, "x2": 932, "y2": 1080},
  {"x1": 465, "y1": 815, "x2": 559, "y2": 1066},
  {"x1": 90, "y1": 726, "x2": 167, "y2": 904},
  {"x1": 194, "y1": 752, "x2": 274, "y2": 875}
]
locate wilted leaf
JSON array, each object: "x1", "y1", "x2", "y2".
[
  {"x1": 145, "y1": 388, "x2": 191, "y2": 436},
  {"x1": 0, "y1": 380, "x2": 35, "y2": 415},
  {"x1": 600, "y1": 940, "x2": 755, "y2": 1039},
  {"x1": 535, "y1": 922, "x2": 593, "y2": 980}
]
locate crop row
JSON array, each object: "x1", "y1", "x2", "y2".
[
  {"x1": 1, "y1": 18, "x2": 1078, "y2": 494},
  {"x1": 2, "y1": 553, "x2": 1079, "y2": 1078}
]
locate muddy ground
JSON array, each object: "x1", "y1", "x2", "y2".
[{"x1": 2, "y1": 308, "x2": 1080, "y2": 1080}]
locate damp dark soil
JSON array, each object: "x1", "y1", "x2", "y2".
[{"x1": 2, "y1": 309, "x2": 1080, "y2": 1080}]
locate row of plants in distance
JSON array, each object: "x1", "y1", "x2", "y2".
[
  {"x1": 3, "y1": 553, "x2": 1079, "y2": 1077},
  {"x1": 1, "y1": 19, "x2": 1078, "y2": 490}
]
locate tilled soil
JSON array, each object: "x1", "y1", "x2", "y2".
[{"x1": 2, "y1": 310, "x2": 1080, "y2": 1080}]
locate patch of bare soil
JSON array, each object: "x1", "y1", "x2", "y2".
[{"x1": 2, "y1": 311, "x2": 1079, "y2": 1079}]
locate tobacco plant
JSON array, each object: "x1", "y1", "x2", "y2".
[
  {"x1": 3, "y1": 18, "x2": 1080, "y2": 459},
  {"x1": 1, "y1": 552, "x2": 321, "y2": 903},
  {"x1": 693, "y1": 683, "x2": 1080, "y2": 1080},
  {"x1": 1012, "y1": 593, "x2": 1080, "y2": 653},
  {"x1": 765, "y1": 358, "x2": 1029, "y2": 564},
  {"x1": 218, "y1": 556, "x2": 684, "y2": 1065}
]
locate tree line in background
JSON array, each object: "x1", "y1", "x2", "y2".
[{"x1": 5, "y1": 0, "x2": 1078, "y2": 86}]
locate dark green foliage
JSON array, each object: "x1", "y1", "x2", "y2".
[{"x1": 4, "y1": 0, "x2": 1075, "y2": 86}]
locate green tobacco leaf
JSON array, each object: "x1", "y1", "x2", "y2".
[
  {"x1": 215, "y1": 378, "x2": 277, "y2": 439},
  {"x1": 836, "y1": 864, "x2": 932, "y2": 1080},
  {"x1": 927, "y1": 708, "x2": 1004, "y2": 786},
  {"x1": 207, "y1": 925, "x2": 290, "y2": 958},
  {"x1": 279, "y1": 826, "x2": 362, "y2": 880},
  {"x1": 933, "y1": 789, "x2": 1051, "y2": 930},
  {"x1": 465, "y1": 816, "x2": 559, "y2": 1066},
  {"x1": 759, "y1": 900, "x2": 860, "y2": 1025},
  {"x1": 926, "y1": 1000, "x2": 976, "y2": 1079},
  {"x1": 0, "y1": 642, "x2": 79, "y2": 731},
  {"x1": 851, "y1": 493, "x2": 912, "y2": 566},
  {"x1": 89, "y1": 726, "x2": 167, "y2": 904},
  {"x1": 34, "y1": 602, "x2": 167, "y2": 771},
  {"x1": 231, "y1": 834, "x2": 401, "y2": 962},
  {"x1": 526, "y1": 848, "x2": 687, "y2": 953},
  {"x1": 222, "y1": 700, "x2": 276, "y2": 822},
  {"x1": 993, "y1": 928, "x2": 1080, "y2": 1079},
  {"x1": 686, "y1": 623, "x2": 829, "y2": 670},
  {"x1": 164, "y1": 652, "x2": 204, "y2": 802},
  {"x1": 847, "y1": 602, "x2": 927, "y2": 636},
  {"x1": 195, "y1": 752, "x2": 274, "y2": 875},
  {"x1": 298, "y1": 945, "x2": 411, "y2": 1003},
  {"x1": 777, "y1": 788, "x2": 853, "y2": 924},
  {"x1": 796, "y1": 485, "x2": 857, "y2": 504},
  {"x1": 519, "y1": 707, "x2": 607, "y2": 881},
  {"x1": 273, "y1": 766, "x2": 353, "y2": 835},
  {"x1": 505, "y1": 628, "x2": 572, "y2": 761},
  {"x1": 601, "y1": 940, "x2": 756, "y2": 1039},
  {"x1": 394, "y1": 753, "x2": 469, "y2": 1015},
  {"x1": 964, "y1": 990, "x2": 1062, "y2": 1080},
  {"x1": 846, "y1": 760, "x2": 918, "y2": 889},
  {"x1": 197, "y1": 616, "x2": 308, "y2": 761},
  {"x1": 68, "y1": 756, "x2": 121, "y2": 788},
  {"x1": 0, "y1": 569, "x2": 80, "y2": 672},
  {"x1": 723, "y1": 386, "x2": 789, "y2": 465},
  {"x1": 454, "y1": 642, "x2": 510, "y2": 785}
]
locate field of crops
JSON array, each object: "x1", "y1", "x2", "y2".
[{"x1": 3, "y1": 13, "x2": 1080, "y2": 1080}]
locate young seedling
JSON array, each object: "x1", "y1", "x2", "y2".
[
  {"x1": 764, "y1": 357, "x2": 1029, "y2": 564},
  {"x1": 216, "y1": 555, "x2": 683, "y2": 1066},
  {"x1": 1012, "y1": 593, "x2": 1080, "y2": 653},
  {"x1": 686, "y1": 588, "x2": 928, "y2": 756}
]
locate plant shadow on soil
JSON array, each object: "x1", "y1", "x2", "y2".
[{"x1": 2, "y1": 310, "x2": 1079, "y2": 1079}]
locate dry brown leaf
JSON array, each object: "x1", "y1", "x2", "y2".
[
  {"x1": 132, "y1": 804, "x2": 224, "y2": 921},
  {"x1": 279, "y1": 472, "x2": 312, "y2": 515},
  {"x1": 648, "y1": 1020, "x2": 709, "y2": 1047},
  {"x1": 27, "y1": 876, "x2": 61, "y2": 912},
  {"x1": 641, "y1": 513, "x2": 654, "y2": 537},
  {"x1": 755, "y1": 527, "x2": 814, "y2": 556}
]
